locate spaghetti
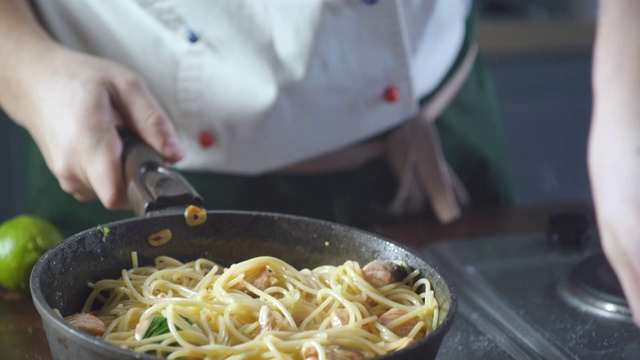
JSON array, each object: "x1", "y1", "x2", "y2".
[{"x1": 79, "y1": 253, "x2": 440, "y2": 359}]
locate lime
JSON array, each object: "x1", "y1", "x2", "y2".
[{"x1": 0, "y1": 215, "x2": 63, "y2": 291}]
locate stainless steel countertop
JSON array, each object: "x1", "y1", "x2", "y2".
[{"x1": 426, "y1": 232, "x2": 640, "y2": 359}]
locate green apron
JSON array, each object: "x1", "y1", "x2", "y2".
[{"x1": 25, "y1": 6, "x2": 513, "y2": 237}]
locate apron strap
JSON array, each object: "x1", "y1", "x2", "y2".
[{"x1": 386, "y1": 42, "x2": 478, "y2": 223}]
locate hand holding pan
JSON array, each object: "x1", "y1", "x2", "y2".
[{"x1": 30, "y1": 135, "x2": 458, "y2": 360}]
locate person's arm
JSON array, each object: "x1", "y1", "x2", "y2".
[
  {"x1": 0, "y1": 0, "x2": 184, "y2": 209},
  {"x1": 589, "y1": 0, "x2": 640, "y2": 326}
]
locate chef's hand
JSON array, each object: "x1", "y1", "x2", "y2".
[
  {"x1": 0, "y1": 1, "x2": 183, "y2": 209},
  {"x1": 15, "y1": 48, "x2": 183, "y2": 208},
  {"x1": 589, "y1": 120, "x2": 640, "y2": 327},
  {"x1": 590, "y1": 0, "x2": 640, "y2": 327}
]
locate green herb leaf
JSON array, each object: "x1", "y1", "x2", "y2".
[
  {"x1": 142, "y1": 316, "x2": 170, "y2": 339},
  {"x1": 97, "y1": 225, "x2": 110, "y2": 243},
  {"x1": 142, "y1": 315, "x2": 191, "y2": 339}
]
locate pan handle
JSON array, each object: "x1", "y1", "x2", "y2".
[{"x1": 122, "y1": 134, "x2": 204, "y2": 217}]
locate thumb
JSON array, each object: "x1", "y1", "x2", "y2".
[{"x1": 110, "y1": 73, "x2": 184, "y2": 163}]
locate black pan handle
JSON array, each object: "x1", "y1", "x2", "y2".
[{"x1": 122, "y1": 134, "x2": 204, "y2": 217}]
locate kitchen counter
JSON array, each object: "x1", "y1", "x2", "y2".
[{"x1": 0, "y1": 200, "x2": 596, "y2": 359}]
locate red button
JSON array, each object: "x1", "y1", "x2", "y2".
[
  {"x1": 198, "y1": 131, "x2": 215, "y2": 148},
  {"x1": 382, "y1": 86, "x2": 400, "y2": 103}
]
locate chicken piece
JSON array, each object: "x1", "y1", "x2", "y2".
[
  {"x1": 377, "y1": 308, "x2": 417, "y2": 337},
  {"x1": 330, "y1": 308, "x2": 349, "y2": 328},
  {"x1": 259, "y1": 305, "x2": 274, "y2": 332},
  {"x1": 64, "y1": 313, "x2": 106, "y2": 337},
  {"x1": 361, "y1": 260, "x2": 406, "y2": 288},
  {"x1": 248, "y1": 266, "x2": 271, "y2": 291},
  {"x1": 302, "y1": 345, "x2": 364, "y2": 360},
  {"x1": 232, "y1": 266, "x2": 271, "y2": 295}
]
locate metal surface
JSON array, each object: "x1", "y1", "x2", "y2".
[
  {"x1": 558, "y1": 252, "x2": 632, "y2": 322},
  {"x1": 424, "y1": 233, "x2": 640, "y2": 359},
  {"x1": 31, "y1": 211, "x2": 457, "y2": 360},
  {"x1": 122, "y1": 136, "x2": 203, "y2": 217}
]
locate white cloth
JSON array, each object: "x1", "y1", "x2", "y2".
[{"x1": 33, "y1": 0, "x2": 471, "y2": 174}]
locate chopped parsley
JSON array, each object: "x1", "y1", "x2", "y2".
[
  {"x1": 142, "y1": 315, "x2": 192, "y2": 339},
  {"x1": 97, "y1": 225, "x2": 110, "y2": 243}
]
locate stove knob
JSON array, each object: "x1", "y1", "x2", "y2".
[{"x1": 547, "y1": 212, "x2": 595, "y2": 249}]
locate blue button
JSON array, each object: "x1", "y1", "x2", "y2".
[
  {"x1": 362, "y1": 0, "x2": 378, "y2": 4},
  {"x1": 185, "y1": 29, "x2": 199, "y2": 43}
]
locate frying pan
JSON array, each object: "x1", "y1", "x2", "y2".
[{"x1": 30, "y1": 139, "x2": 457, "y2": 360}]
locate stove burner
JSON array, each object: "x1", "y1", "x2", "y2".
[{"x1": 558, "y1": 251, "x2": 632, "y2": 322}]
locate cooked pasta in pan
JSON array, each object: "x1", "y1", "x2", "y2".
[{"x1": 69, "y1": 253, "x2": 440, "y2": 359}]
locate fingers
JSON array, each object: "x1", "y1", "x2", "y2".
[
  {"x1": 109, "y1": 73, "x2": 184, "y2": 163},
  {"x1": 57, "y1": 70, "x2": 183, "y2": 210},
  {"x1": 26, "y1": 54, "x2": 183, "y2": 211},
  {"x1": 57, "y1": 171, "x2": 98, "y2": 202},
  {"x1": 599, "y1": 221, "x2": 640, "y2": 326},
  {"x1": 90, "y1": 70, "x2": 184, "y2": 209},
  {"x1": 607, "y1": 246, "x2": 640, "y2": 327},
  {"x1": 50, "y1": 114, "x2": 128, "y2": 209},
  {"x1": 84, "y1": 128, "x2": 128, "y2": 209}
]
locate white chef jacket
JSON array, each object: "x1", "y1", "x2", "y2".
[{"x1": 33, "y1": 0, "x2": 471, "y2": 175}]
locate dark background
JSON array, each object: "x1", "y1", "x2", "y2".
[{"x1": 0, "y1": 0, "x2": 596, "y2": 222}]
